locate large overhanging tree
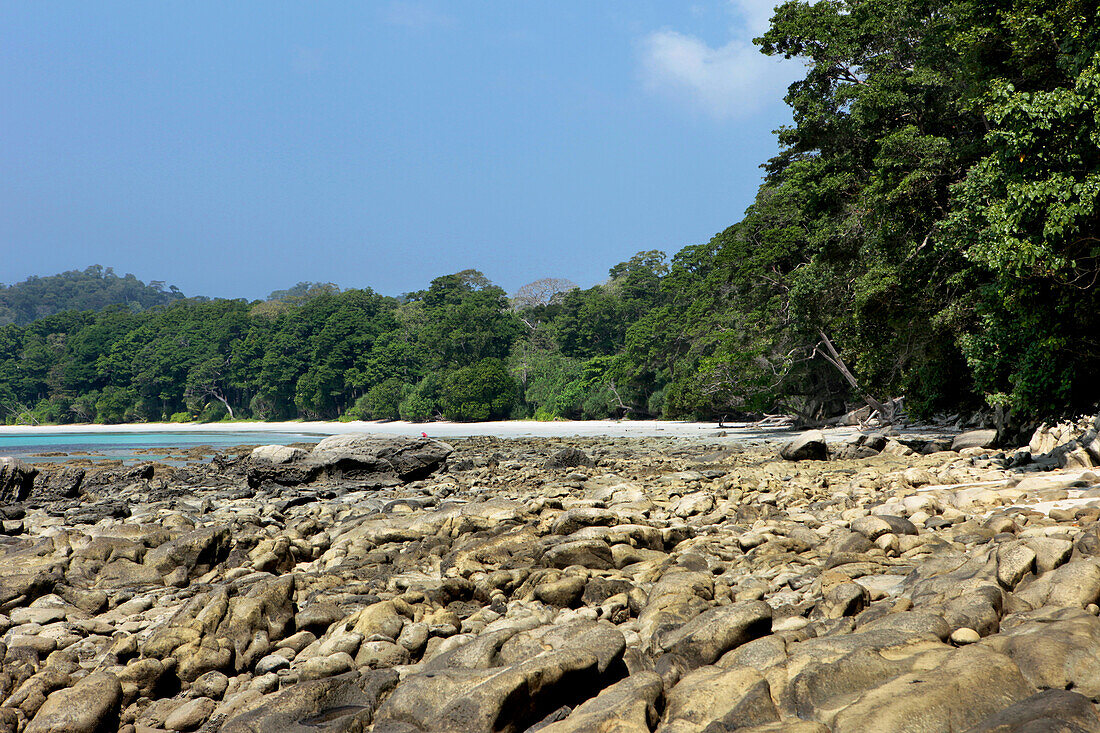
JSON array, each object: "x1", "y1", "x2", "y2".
[{"x1": 671, "y1": 0, "x2": 1100, "y2": 421}]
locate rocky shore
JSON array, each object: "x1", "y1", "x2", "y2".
[{"x1": 1, "y1": 421, "x2": 1100, "y2": 732}]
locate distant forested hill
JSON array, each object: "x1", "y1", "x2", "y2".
[{"x1": 0, "y1": 266, "x2": 185, "y2": 326}]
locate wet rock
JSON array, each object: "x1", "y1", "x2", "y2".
[
  {"x1": 29, "y1": 467, "x2": 83, "y2": 503},
  {"x1": 544, "y1": 448, "x2": 595, "y2": 470},
  {"x1": 0, "y1": 458, "x2": 36, "y2": 505}
]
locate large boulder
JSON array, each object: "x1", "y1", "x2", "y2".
[
  {"x1": 967, "y1": 689, "x2": 1100, "y2": 733},
  {"x1": 0, "y1": 457, "x2": 37, "y2": 505},
  {"x1": 544, "y1": 447, "x2": 595, "y2": 470},
  {"x1": 311, "y1": 433, "x2": 453, "y2": 477},
  {"x1": 143, "y1": 525, "x2": 231, "y2": 580},
  {"x1": 952, "y1": 429, "x2": 998, "y2": 451},
  {"x1": 0, "y1": 559, "x2": 57, "y2": 610},
  {"x1": 496, "y1": 620, "x2": 626, "y2": 676},
  {"x1": 829, "y1": 645, "x2": 1033, "y2": 733},
  {"x1": 28, "y1": 466, "x2": 84, "y2": 503},
  {"x1": 780, "y1": 431, "x2": 828, "y2": 461},
  {"x1": 658, "y1": 666, "x2": 780, "y2": 732},
  {"x1": 778, "y1": 636, "x2": 951, "y2": 720},
  {"x1": 373, "y1": 648, "x2": 603, "y2": 733},
  {"x1": 538, "y1": 671, "x2": 662, "y2": 733},
  {"x1": 655, "y1": 601, "x2": 773, "y2": 668},
  {"x1": 249, "y1": 445, "x2": 307, "y2": 464},
  {"x1": 981, "y1": 608, "x2": 1100, "y2": 699},
  {"x1": 218, "y1": 575, "x2": 298, "y2": 673},
  {"x1": 247, "y1": 434, "x2": 452, "y2": 488},
  {"x1": 638, "y1": 571, "x2": 715, "y2": 655},
  {"x1": 1029, "y1": 417, "x2": 1100, "y2": 468},
  {"x1": 220, "y1": 669, "x2": 399, "y2": 733},
  {"x1": 1015, "y1": 558, "x2": 1100, "y2": 610},
  {"x1": 142, "y1": 576, "x2": 297, "y2": 681},
  {"x1": 25, "y1": 671, "x2": 122, "y2": 733}
]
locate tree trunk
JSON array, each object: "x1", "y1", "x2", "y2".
[
  {"x1": 813, "y1": 331, "x2": 893, "y2": 423},
  {"x1": 212, "y1": 391, "x2": 234, "y2": 419}
]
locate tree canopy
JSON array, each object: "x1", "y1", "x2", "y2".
[{"x1": 0, "y1": 266, "x2": 184, "y2": 327}]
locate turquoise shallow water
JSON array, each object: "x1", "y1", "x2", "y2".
[{"x1": 0, "y1": 431, "x2": 323, "y2": 463}]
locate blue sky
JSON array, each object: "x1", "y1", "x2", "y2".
[{"x1": 1, "y1": 1, "x2": 803, "y2": 300}]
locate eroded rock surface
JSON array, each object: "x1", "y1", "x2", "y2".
[{"x1": 2, "y1": 427, "x2": 1100, "y2": 732}]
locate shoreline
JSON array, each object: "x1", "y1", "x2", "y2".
[
  {"x1": 0, "y1": 418, "x2": 920, "y2": 443},
  {"x1": 0, "y1": 419, "x2": 771, "y2": 440}
]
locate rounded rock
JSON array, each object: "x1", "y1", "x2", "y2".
[
  {"x1": 254, "y1": 653, "x2": 290, "y2": 675},
  {"x1": 298, "y1": 652, "x2": 354, "y2": 681},
  {"x1": 950, "y1": 627, "x2": 980, "y2": 645},
  {"x1": 164, "y1": 696, "x2": 217, "y2": 731},
  {"x1": 190, "y1": 670, "x2": 230, "y2": 700},
  {"x1": 397, "y1": 622, "x2": 429, "y2": 653}
]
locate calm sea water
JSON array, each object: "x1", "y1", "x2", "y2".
[{"x1": 0, "y1": 431, "x2": 324, "y2": 464}]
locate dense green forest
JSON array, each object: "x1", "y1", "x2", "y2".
[
  {"x1": 0, "y1": 265, "x2": 185, "y2": 327},
  {"x1": 3, "y1": 0, "x2": 1099, "y2": 426}
]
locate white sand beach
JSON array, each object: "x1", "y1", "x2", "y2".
[
  {"x1": 0, "y1": 418, "x2": 960, "y2": 447},
  {"x1": 0, "y1": 419, "x2": 798, "y2": 441}
]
